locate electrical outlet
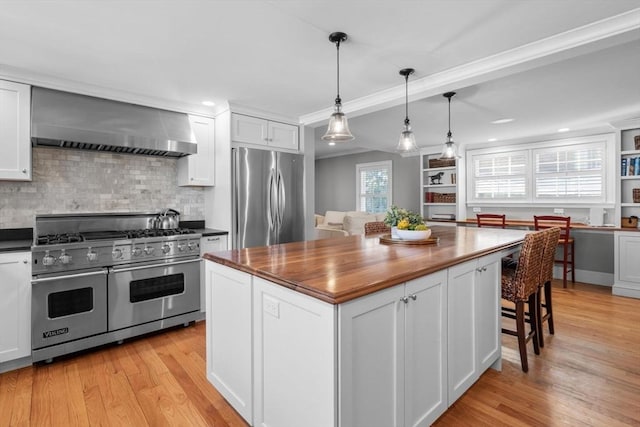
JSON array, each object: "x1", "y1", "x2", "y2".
[
  {"x1": 553, "y1": 208, "x2": 564, "y2": 214},
  {"x1": 263, "y1": 296, "x2": 280, "y2": 318},
  {"x1": 473, "y1": 207, "x2": 481, "y2": 213}
]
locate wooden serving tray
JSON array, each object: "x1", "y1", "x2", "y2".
[{"x1": 379, "y1": 234, "x2": 439, "y2": 245}]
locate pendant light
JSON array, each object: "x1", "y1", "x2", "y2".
[
  {"x1": 396, "y1": 68, "x2": 418, "y2": 152},
  {"x1": 440, "y1": 91, "x2": 460, "y2": 159},
  {"x1": 322, "y1": 32, "x2": 354, "y2": 142}
]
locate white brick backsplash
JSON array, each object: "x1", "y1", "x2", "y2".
[{"x1": 0, "y1": 147, "x2": 205, "y2": 228}]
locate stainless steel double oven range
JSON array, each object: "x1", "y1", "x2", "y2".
[{"x1": 31, "y1": 212, "x2": 202, "y2": 363}]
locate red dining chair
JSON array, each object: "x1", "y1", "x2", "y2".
[
  {"x1": 533, "y1": 216, "x2": 574, "y2": 288},
  {"x1": 476, "y1": 213, "x2": 506, "y2": 228}
]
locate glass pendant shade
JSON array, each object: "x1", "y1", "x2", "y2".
[
  {"x1": 322, "y1": 104, "x2": 354, "y2": 141},
  {"x1": 440, "y1": 137, "x2": 459, "y2": 159},
  {"x1": 397, "y1": 124, "x2": 417, "y2": 152}
]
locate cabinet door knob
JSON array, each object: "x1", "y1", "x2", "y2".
[
  {"x1": 400, "y1": 296, "x2": 409, "y2": 304},
  {"x1": 22, "y1": 169, "x2": 27, "y2": 173},
  {"x1": 409, "y1": 294, "x2": 417, "y2": 301},
  {"x1": 23, "y1": 259, "x2": 28, "y2": 264}
]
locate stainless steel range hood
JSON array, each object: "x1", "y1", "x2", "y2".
[{"x1": 31, "y1": 87, "x2": 197, "y2": 157}]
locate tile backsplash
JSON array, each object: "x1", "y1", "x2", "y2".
[{"x1": 0, "y1": 147, "x2": 205, "y2": 228}]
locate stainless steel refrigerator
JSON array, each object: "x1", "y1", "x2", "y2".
[{"x1": 232, "y1": 147, "x2": 304, "y2": 249}]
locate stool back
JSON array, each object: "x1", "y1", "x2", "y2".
[
  {"x1": 364, "y1": 221, "x2": 390, "y2": 235},
  {"x1": 503, "y1": 230, "x2": 546, "y2": 302},
  {"x1": 476, "y1": 213, "x2": 506, "y2": 228},
  {"x1": 534, "y1": 215, "x2": 571, "y2": 242},
  {"x1": 540, "y1": 227, "x2": 561, "y2": 285}
]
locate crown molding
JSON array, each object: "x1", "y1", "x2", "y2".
[{"x1": 300, "y1": 8, "x2": 640, "y2": 126}]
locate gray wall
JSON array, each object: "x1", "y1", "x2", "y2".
[
  {"x1": 315, "y1": 151, "x2": 420, "y2": 215},
  {"x1": 0, "y1": 147, "x2": 204, "y2": 228}
]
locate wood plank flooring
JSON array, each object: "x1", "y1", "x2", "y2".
[{"x1": 1, "y1": 280, "x2": 638, "y2": 426}]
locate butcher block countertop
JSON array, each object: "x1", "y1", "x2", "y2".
[{"x1": 204, "y1": 226, "x2": 528, "y2": 304}]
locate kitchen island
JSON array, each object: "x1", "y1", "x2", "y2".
[{"x1": 203, "y1": 226, "x2": 528, "y2": 427}]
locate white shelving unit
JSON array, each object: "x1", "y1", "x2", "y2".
[
  {"x1": 618, "y1": 127, "x2": 640, "y2": 227},
  {"x1": 420, "y1": 150, "x2": 458, "y2": 224}
]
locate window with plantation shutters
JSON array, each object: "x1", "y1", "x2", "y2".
[
  {"x1": 534, "y1": 142, "x2": 604, "y2": 202},
  {"x1": 467, "y1": 134, "x2": 613, "y2": 206},
  {"x1": 471, "y1": 150, "x2": 527, "y2": 202},
  {"x1": 356, "y1": 161, "x2": 392, "y2": 213}
]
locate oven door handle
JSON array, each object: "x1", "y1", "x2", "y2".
[
  {"x1": 31, "y1": 268, "x2": 108, "y2": 284},
  {"x1": 110, "y1": 258, "x2": 201, "y2": 273}
]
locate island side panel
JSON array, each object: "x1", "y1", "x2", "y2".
[
  {"x1": 253, "y1": 277, "x2": 337, "y2": 427},
  {"x1": 205, "y1": 262, "x2": 253, "y2": 424}
]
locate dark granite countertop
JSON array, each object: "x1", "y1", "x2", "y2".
[
  {"x1": 179, "y1": 220, "x2": 228, "y2": 237},
  {"x1": 0, "y1": 228, "x2": 33, "y2": 252}
]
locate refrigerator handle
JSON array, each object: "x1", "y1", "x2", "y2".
[
  {"x1": 277, "y1": 169, "x2": 285, "y2": 229},
  {"x1": 267, "y1": 168, "x2": 276, "y2": 231}
]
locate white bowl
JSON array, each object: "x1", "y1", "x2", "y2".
[{"x1": 396, "y1": 229, "x2": 431, "y2": 240}]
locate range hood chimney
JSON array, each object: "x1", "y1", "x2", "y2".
[{"x1": 31, "y1": 87, "x2": 197, "y2": 157}]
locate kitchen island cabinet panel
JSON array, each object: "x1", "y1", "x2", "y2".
[
  {"x1": 0, "y1": 80, "x2": 31, "y2": 181},
  {"x1": 0, "y1": 251, "x2": 31, "y2": 366},
  {"x1": 253, "y1": 277, "x2": 336, "y2": 427},
  {"x1": 205, "y1": 262, "x2": 252, "y2": 423}
]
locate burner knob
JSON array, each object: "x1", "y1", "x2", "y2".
[
  {"x1": 132, "y1": 247, "x2": 142, "y2": 257},
  {"x1": 87, "y1": 248, "x2": 98, "y2": 262},
  {"x1": 162, "y1": 244, "x2": 171, "y2": 254},
  {"x1": 112, "y1": 248, "x2": 123, "y2": 259},
  {"x1": 58, "y1": 250, "x2": 73, "y2": 265},
  {"x1": 177, "y1": 243, "x2": 186, "y2": 252},
  {"x1": 144, "y1": 246, "x2": 155, "y2": 255},
  {"x1": 188, "y1": 241, "x2": 198, "y2": 251},
  {"x1": 42, "y1": 251, "x2": 56, "y2": 266}
]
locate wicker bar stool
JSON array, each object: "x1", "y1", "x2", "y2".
[
  {"x1": 364, "y1": 221, "x2": 390, "y2": 235},
  {"x1": 501, "y1": 230, "x2": 546, "y2": 372},
  {"x1": 476, "y1": 213, "x2": 506, "y2": 228},
  {"x1": 535, "y1": 227, "x2": 561, "y2": 348}
]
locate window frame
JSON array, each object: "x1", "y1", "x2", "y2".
[
  {"x1": 355, "y1": 160, "x2": 393, "y2": 213},
  {"x1": 466, "y1": 134, "x2": 615, "y2": 206}
]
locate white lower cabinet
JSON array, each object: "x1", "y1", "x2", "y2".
[
  {"x1": 338, "y1": 270, "x2": 447, "y2": 427},
  {"x1": 205, "y1": 262, "x2": 253, "y2": 423},
  {"x1": 0, "y1": 251, "x2": 31, "y2": 364},
  {"x1": 447, "y1": 253, "x2": 501, "y2": 404},
  {"x1": 253, "y1": 277, "x2": 336, "y2": 427},
  {"x1": 613, "y1": 231, "x2": 640, "y2": 298}
]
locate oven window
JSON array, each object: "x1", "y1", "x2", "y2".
[
  {"x1": 130, "y1": 273, "x2": 185, "y2": 303},
  {"x1": 48, "y1": 287, "x2": 94, "y2": 318}
]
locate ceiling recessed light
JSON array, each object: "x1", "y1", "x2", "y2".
[
  {"x1": 201, "y1": 100, "x2": 215, "y2": 107},
  {"x1": 328, "y1": 142, "x2": 336, "y2": 146},
  {"x1": 488, "y1": 138, "x2": 497, "y2": 142},
  {"x1": 558, "y1": 128, "x2": 570, "y2": 132},
  {"x1": 491, "y1": 118, "x2": 514, "y2": 124}
]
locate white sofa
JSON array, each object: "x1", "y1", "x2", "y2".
[{"x1": 315, "y1": 210, "x2": 386, "y2": 239}]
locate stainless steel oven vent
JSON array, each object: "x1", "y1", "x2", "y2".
[{"x1": 31, "y1": 87, "x2": 197, "y2": 157}]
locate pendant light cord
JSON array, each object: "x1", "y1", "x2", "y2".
[
  {"x1": 335, "y1": 39, "x2": 341, "y2": 105},
  {"x1": 404, "y1": 74, "x2": 410, "y2": 126},
  {"x1": 447, "y1": 95, "x2": 452, "y2": 138}
]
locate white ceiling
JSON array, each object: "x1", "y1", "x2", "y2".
[{"x1": 1, "y1": 1, "x2": 639, "y2": 157}]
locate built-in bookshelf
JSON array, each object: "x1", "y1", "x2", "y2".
[
  {"x1": 420, "y1": 150, "x2": 457, "y2": 223},
  {"x1": 619, "y1": 127, "x2": 640, "y2": 227}
]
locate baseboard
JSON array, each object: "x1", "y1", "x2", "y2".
[
  {"x1": 553, "y1": 267, "x2": 613, "y2": 287},
  {"x1": 0, "y1": 355, "x2": 32, "y2": 374},
  {"x1": 612, "y1": 284, "x2": 640, "y2": 299}
]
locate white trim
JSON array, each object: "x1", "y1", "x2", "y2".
[
  {"x1": 612, "y1": 285, "x2": 640, "y2": 299},
  {"x1": 300, "y1": 9, "x2": 640, "y2": 126},
  {"x1": 355, "y1": 160, "x2": 393, "y2": 213}
]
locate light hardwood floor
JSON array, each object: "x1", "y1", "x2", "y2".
[{"x1": 1, "y1": 280, "x2": 639, "y2": 426}]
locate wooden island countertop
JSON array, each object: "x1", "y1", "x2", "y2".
[{"x1": 203, "y1": 225, "x2": 529, "y2": 304}]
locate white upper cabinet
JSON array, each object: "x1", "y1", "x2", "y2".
[
  {"x1": 178, "y1": 115, "x2": 215, "y2": 186},
  {"x1": 231, "y1": 113, "x2": 299, "y2": 151},
  {"x1": 0, "y1": 80, "x2": 31, "y2": 181}
]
